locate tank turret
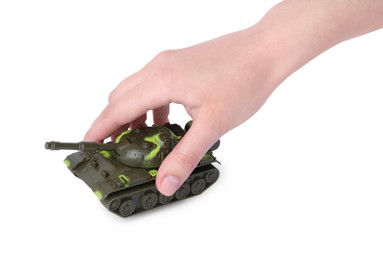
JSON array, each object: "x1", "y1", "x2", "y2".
[
  {"x1": 46, "y1": 126, "x2": 177, "y2": 168},
  {"x1": 45, "y1": 122, "x2": 220, "y2": 217}
]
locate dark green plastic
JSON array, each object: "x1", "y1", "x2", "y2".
[{"x1": 45, "y1": 122, "x2": 220, "y2": 217}]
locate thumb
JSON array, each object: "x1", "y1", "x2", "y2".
[{"x1": 156, "y1": 120, "x2": 220, "y2": 196}]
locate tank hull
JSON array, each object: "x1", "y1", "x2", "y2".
[
  {"x1": 102, "y1": 164, "x2": 219, "y2": 217},
  {"x1": 64, "y1": 150, "x2": 219, "y2": 217}
]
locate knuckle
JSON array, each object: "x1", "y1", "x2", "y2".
[
  {"x1": 153, "y1": 50, "x2": 175, "y2": 63},
  {"x1": 108, "y1": 77, "x2": 132, "y2": 103},
  {"x1": 151, "y1": 50, "x2": 177, "y2": 76},
  {"x1": 108, "y1": 88, "x2": 118, "y2": 103}
]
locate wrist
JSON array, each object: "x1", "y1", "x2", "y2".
[
  {"x1": 250, "y1": 2, "x2": 340, "y2": 84},
  {"x1": 249, "y1": 0, "x2": 383, "y2": 85}
]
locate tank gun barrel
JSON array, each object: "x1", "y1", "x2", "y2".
[{"x1": 45, "y1": 141, "x2": 117, "y2": 151}]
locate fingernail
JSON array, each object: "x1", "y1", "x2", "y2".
[{"x1": 161, "y1": 175, "x2": 180, "y2": 196}]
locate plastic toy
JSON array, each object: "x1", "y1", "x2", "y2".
[{"x1": 45, "y1": 122, "x2": 220, "y2": 217}]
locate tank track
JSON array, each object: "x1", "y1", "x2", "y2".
[{"x1": 101, "y1": 164, "x2": 220, "y2": 217}]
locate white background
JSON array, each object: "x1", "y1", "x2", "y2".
[{"x1": 1, "y1": 1, "x2": 382, "y2": 259}]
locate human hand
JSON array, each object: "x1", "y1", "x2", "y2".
[
  {"x1": 84, "y1": 27, "x2": 282, "y2": 196},
  {"x1": 84, "y1": 0, "x2": 383, "y2": 196}
]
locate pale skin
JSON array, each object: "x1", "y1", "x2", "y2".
[{"x1": 84, "y1": 0, "x2": 383, "y2": 196}]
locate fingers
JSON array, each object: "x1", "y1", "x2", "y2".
[
  {"x1": 155, "y1": 119, "x2": 221, "y2": 196},
  {"x1": 109, "y1": 113, "x2": 148, "y2": 141},
  {"x1": 130, "y1": 114, "x2": 147, "y2": 129},
  {"x1": 108, "y1": 72, "x2": 143, "y2": 104},
  {"x1": 110, "y1": 123, "x2": 130, "y2": 141},
  {"x1": 153, "y1": 105, "x2": 169, "y2": 126},
  {"x1": 84, "y1": 84, "x2": 168, "y2": 142}
]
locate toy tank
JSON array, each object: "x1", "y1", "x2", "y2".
[{"x1": 45, "y1": 122, "x2": 220, "y2": 217}]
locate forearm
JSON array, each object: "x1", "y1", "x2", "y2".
[{"x1": 249, "y1": 0, "x2": 383, "y2": 84}]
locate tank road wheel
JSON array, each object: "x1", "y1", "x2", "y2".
[
  {"x1": 108, "y1": 198, "x2": 121, "y2": 212},
  {"x1": 141, "y1": 193, "x2": 158, "y2": 210},
  {"x1": 119, "y1": 200, "x2": 135, "y2": 217},
  {"x1": 191, "y1": 178, "x2": 207, "y2": 195},
  {"x1": 175, "y1": 183, "x2": 191, "y2": 200},
  {"x1": 205, "y1": 170, "x2": 219, "y2": 184},
  {"x1": 159, "y1": 194, "x2": 174, "y2": 205}
]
